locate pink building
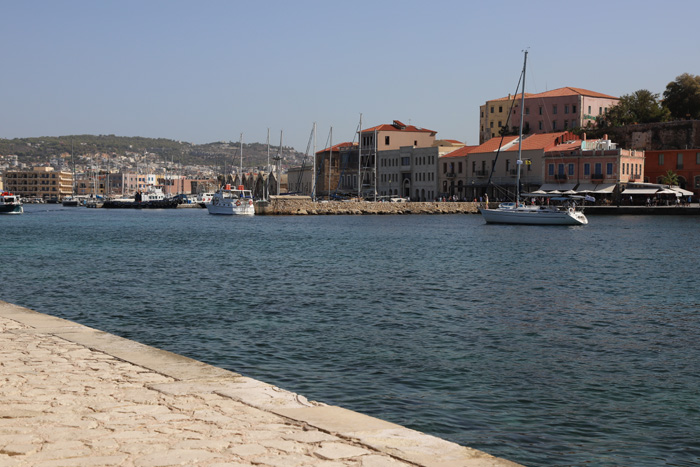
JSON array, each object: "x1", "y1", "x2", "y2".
[
  {"x1": 543, "y1": 136, "x2": 645, "y2": 196},
  {"x1": 481, "y1": 87, "x2": 619, "y2": 142}
]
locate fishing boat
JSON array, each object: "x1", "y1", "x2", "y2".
[
  {"x1": 480, "y1": 51, "x2": 588, "y2": 226},
  {"x1": 206, "y1": 184, "x2": 255, "y2": 215},
  {"x1": 207, "y1": 133, "x2": 255, "y2": 216},
  {"x1": 0, "y1": 192, "x2": 23, "y2": 215},
  {"x1": 62, "y1": 196, "x2": 80, "y2": 207}
]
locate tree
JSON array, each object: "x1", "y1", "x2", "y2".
[
  {"x1": 603, "y1": 89, "x2": 669, "y2": 126},
  {"x1": 662, "y1": 73, "x2": 700, "y2": 120},
  {"x1": 660, "y1": 170, "x2": 679, "y2": 186}
]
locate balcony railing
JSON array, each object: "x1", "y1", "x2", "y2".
[
  {"x1": 554, "y1": 174, "x2": 568, "y2": 180},
  {"x1": 474, "y1": 170, "x2": 489, "y2": 178},
  {"x1": 591, "y1": 174, "x2": 604, "y2": 181},
  {"x1": 445, "y1": 172, "x2": 456, "y2": 178}
]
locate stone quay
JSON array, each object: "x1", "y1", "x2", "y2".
[
  {"x1": 0, "y1": 301, "x2": 521, "y2": 467},
  {"x1": 256, "y1": 197, "x2": 480, "y2": 216}
]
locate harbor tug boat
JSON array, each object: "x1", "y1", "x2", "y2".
[
  {"x1": 206, "y1": 184, "x2": 255, "y2": 216},
  {"x1": 0, "y1": 192, "x2": 23, "y2": 215}
]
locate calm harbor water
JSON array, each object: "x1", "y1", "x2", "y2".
[{"x1": 2, "y1": 205, "x2": 700, "y2": 466}]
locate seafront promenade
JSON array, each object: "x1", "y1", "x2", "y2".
[{"x1": 0, "y1": 301, "x2": 520, "y2": 467}]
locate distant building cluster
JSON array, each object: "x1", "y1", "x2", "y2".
[{"x1": 2, "y1": 86, "x2": 699, "y2": 203}]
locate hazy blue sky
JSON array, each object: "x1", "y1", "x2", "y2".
[{"x1": 1, "y1": 0, "x2": 697, "y2": 152}]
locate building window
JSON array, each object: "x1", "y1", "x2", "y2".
[
  {"x1": 599, "y1": 107, "x2": 603, "y2": 115},
  {"x1": 695, "y1": 175, "x2": 700, "y2": 188},
  {"x1": 458, "y1": 162, "x2": 463, "y2": 173},
  {"x1": 539, "y1": 106, "x2": 542, "y2": 115},
  {"x1": 472, "y1": 161, "x2": 476, "y2": 174},
  {"x1": 572, "y1": 105, "x2": 577, "y2": 113},
  {"x1": 594, "y1": 163, "x2": 602, "y2": 175},
  {"x1": 443, "y1": 163, "x2": 447, "y2": 173},
  {"x1": 538, "y1": 121, "x2": 543, "y2": 130},
  {"x1": 558, "y1": 163, "x2": 565, "y2": 175},
  {"x1": 414, "y1": 140, "x2": 418, "y2": 146},
  {"x1": 553, "y1": 105, "x2": 558, "y2": 115},
  {"x1": 568, "y1": 163, "x2": 574, "y2": 176},
  {"x1": 552, "y1": 120, "x2": 557, "y2": 130},
  {"x1": 490, "y1": 122, "x2": 494, "y2": 128},
  {"x1": 498, "y1": 121, "x2": 502, "y2": 127},
  {"x1": 659, "y1": 153, "x2": 664, "y2": 165},
  {"x1": 548, "y1": 164, "x2": 554, "y2": 176},
  {"x1": 696, "y1": 152, "x2": 700, "y2": 164},
  {"x1": 677, "y1": 153, "x2": 684, "y2": 169},
  {"x1": 499, "y1": 106, "x2": 503, "y2": 112},
  {"x1": 565, "y1": 105, "x2": 569, "y2": 114},
  {"x1": 385, "y1": 136, "x2": 390, "y2": 145},
  {"x1": 481, "y1": 111, "x2": 484, "y2": 118},
  {"x1": 607, "y1": 163, "x2": 613, "y2": 175},
  {"x1": 490, "y1": 106, "x2": 494, "y2": 113},
  {"x1": 564, "y1": 120, "x2": 568, "y2": 129},
  {"x1": 588, "y1": 105, "x2": 592, "y2": 114},
  {"x1": 506, "y1": 159, "x2": 510, "y2": 171},
  {"x1": 525, "y1": 107, "x2": 529, "y2": 115}
]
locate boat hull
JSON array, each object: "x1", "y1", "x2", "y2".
[
  {"x1": 480, "y1": 206, "x2": 588, "y2": 225},
  {"x1": 206, "y1": 201, "x2": 255, "y2": 215},
  {"x1": 0, "y1": 204, "x2": 23, "y2": 215}
]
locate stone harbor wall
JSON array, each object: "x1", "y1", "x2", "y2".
[{"x1": 257, "y1": 196, "x2": 481, "y2": 215}]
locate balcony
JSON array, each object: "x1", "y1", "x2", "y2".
[
  {"x1": 474, "y1": 170, "x2": 489, "y2": 178},
  {"x1": 445, "y1": 172, "x2": 456, "y2": 178},
  {"x1": 554, "y1": 174, "x2": 568, "y2": 180},
  {"x1": 591, "y1": 174, "x2": 604, "y2": 181}
]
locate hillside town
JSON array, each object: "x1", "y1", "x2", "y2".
[{"x1": 2, "y1": 86, "x2": 699, "y2": 206}]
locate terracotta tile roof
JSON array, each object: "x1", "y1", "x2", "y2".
[
  {"x1": 529, "y1": 87, "x2": 618, "y2": 100},
  {"x1": 471, "y1": 135, "x2": 520, "y2": 153},
  {"x1": 487, "y1": 92, "x2": 532, "y2": 102},
  {"x1": 546, "y1": 140, "x2": 583, "y2": 152},
  {"x1": 361, "y1": 119, "x2": 436, "y2": 134},
  {"x1": 316, "y1": 142, "x2": 357, "y2": 154},
  {"x1": 442, "y1": 145, "x2": 480, "y2": 158},
  {"x1": 504, "y1": 132, "x2": 571, "y2": 151}
]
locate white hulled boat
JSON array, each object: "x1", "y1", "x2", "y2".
[
  {"x1": 480, "y1": 51, "x2": 588, "y2": 226},
  {"x1": 206, "y1": 184, "x2": 255, "y2": 215},
  {"x1": 0, "y1": 192, "x2": 23, "y2": 215}
]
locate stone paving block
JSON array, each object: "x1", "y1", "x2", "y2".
[{"x1": 314, "y1": 442, "x2": 374, "y2": 460}]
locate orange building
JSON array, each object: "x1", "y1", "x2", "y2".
[{"x1": 644, "y1": 149, "x2": 700, "y2": 196}]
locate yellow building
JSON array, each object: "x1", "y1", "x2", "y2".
[
  {"x1": 479, "y1": 93, "x2": 529, "y2": 144},
  {"x1": 3, "y1": 167, "x2": 73, "y2": 200}
]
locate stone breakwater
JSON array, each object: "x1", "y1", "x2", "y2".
[
  {"x1": 258, "y1": 197, "x2": 482, "y2": 215},
  {"x1": 0, "y1": 301, "x2": 521, "y2": 467}
]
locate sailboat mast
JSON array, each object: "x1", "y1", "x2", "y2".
[
  {"x1": 312, "y1": 122, "x2": 317, "y2": 201},
  {"x1": 328, "y1": 127, "x2": 333, "y2": 201},
  {"x1": 238, "y1": 133, "x2": 243, "y2": 185},
  {"x1": 278, "y1": 130, "x2": 283, "y2": 196},
  {"x1": 358, "y1": 113, "x2": 362, "y2": 200},
  {"x1": 266, "y1": 128, "x2": 270, "y2": 200},
  {"x1": 515, "y1": 50, "x2": 528, "y2": 204}
]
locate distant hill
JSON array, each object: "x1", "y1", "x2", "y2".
[{"x1": 0, "y1": 135, "x2": 308, "y2": 169}]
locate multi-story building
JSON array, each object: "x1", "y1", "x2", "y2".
[
  {"x1": 313, "y1": 120, "x2": 440, "y2": 199},
  {"x1": 543, "y1": 136, "x2": 645, "y2": 197},
  {"x1": 480, "y1": 87, "x2": 619, "y2": 143},
  {"x1": 3, "y1": 167, "x2": 73, "y2": 200},
  {"x1": 440, "y1": 132, "x2": 577, "y2": 200},
  {"x1": 377, "y1": 140, "x2": 464, "y2": 201},
  {"x1": 644, "y1": 149, "x2": 700, "y2": 196}
]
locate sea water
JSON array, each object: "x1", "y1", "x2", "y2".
[{"x1": 2, "y1": 205, "x2": 699, "y2": 466}]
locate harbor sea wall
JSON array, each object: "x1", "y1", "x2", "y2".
[
  {"x1": 257, "y1": 196, "x2": 481, "y2": 215},
  {"x1": 0, "y1": 301, "x2": 521, "y2": 467}
]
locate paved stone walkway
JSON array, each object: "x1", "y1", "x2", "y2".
[{"x1": 0, "y1": 302, "x2": 520, "y2": 466}]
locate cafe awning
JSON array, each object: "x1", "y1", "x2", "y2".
[
  {"x1": 621, "y1": 188, "x2": 658, "y2": 195},
  {"x1": 539, "y1": 183, "x2": 577, "y2": 192}
]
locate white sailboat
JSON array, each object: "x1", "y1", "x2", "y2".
[
  {"x1": 480, "y1": 51, "x2": 588, "y2": 226},
  {"x1": 207, "y1": 133, "x2": 255, "y2": 216}
]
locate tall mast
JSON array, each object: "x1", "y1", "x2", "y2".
[
  {"x1": 312, "y1": 122, "x2": 317, "y2": 201},
  {"x1": 266, "y1": 128, "x2": 270, "y2": 200},
  {"x1": 373, "y1": 128, "x2": 377, "y2": 201},
  {"x1": 358, "y1": 113, "x2": 362, "y2": 200},
  {"x1": 515, "y1": 50, "x2": 528, "y2": 205},
  {"x1": 239, "y1": 133, "x2": 243, "y2": 186},
  {"x1": 278, "y1": 130, "x2": 283, "y2": 195},
  {"x1": 328, "y1": 127, "x2": 333, "y2": 201}
]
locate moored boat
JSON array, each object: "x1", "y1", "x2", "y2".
[
  {"x1": 206, "y1": 184, "x2": 255, "y2": 215},
  {"x1": 0, "y1": 192, "x2": 23, "y2": 215}
]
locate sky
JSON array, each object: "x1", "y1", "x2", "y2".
[{"x1": 1, "y1": 0, "x2": 698, "y2": 152}]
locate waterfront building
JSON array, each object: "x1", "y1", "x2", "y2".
[
  {"x1": 480, "y1": 88, "x2": 619, "y2": 144},
  {"x1": 313, "y1": 120, "x2": 440, "y2": 200},
  {"x1": 442, "y1": 132, "x2": 575, "y2": 200},
  {"x1": 644, "y1": 149, "x2": 700, "y2": 197},
  {"x1": 3, "y1": 167, "x2": 73, "y2": 200},
  {"x1": 377, "y1": 140, "x2": 464, "y2": 201},
  {"x1": 543, "y1": 136, "x2": 645, "y2": 198}
]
